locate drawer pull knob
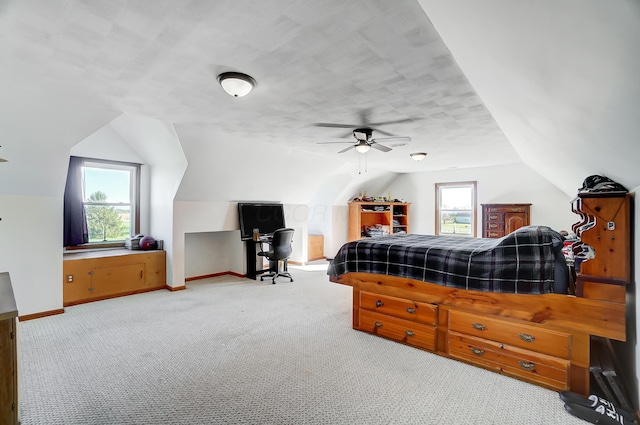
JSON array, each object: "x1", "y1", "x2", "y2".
[
  {"x1": 472, "y1": 323, "x2": 486, "y2": 331},
  {"x1": 405, "y1": 330, "x2": 415, "y2": 337},
  {"x1": 519, "y1": 333, "x2": 535, "y2": 343},
  {"x1": 375, "y1": 300, "x2": 384, "y2": 307},
  {"x1": 489, "y1": 215, "x2": 499, "y2": 220},
  {"x1": 471, "y1": 348, "x2": 485, "y2": 356},
  {"x1": 406, "y1": 307, "x2": 416, "y2": 314},
  {"x1": 518, "y1": 361, "x2": 535, "y2": 370},
  {"x1": 374, "y1": 321, "x2": 383, "y2": 328}
]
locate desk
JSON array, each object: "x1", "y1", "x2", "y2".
[{"x1": 245, "y1": 236, "x2": 272, "y2": 280}]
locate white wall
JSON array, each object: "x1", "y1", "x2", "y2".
[
  {"x1": 385, "y1": 163, "x2": 576, "y2": 237},
  {"x1": 0, "y1": 87, "x2": 120, "y2": 316},
  {"x1": 0, "y1": 196, "x2": 62, "y2": 316},
  {"x1": 185, "y1": 231, "x2": 242, "y2": 278}
]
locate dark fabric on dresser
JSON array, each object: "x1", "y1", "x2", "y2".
[{"x1": 328, "y1": 226, "x2": 567, "y2": 294}]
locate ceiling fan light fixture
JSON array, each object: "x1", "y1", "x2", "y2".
[
  {"x1": 217, "y1": 72, "x2": 256, "y2": 97},
  {"x1": 355, "y1": 141, "x2": 371, "y2": 153},
  {"x1": 410, "y1": 152, "x2": 427, "y2": 161}
]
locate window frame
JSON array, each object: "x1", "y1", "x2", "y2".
[
  {"x1": 435, "y1": 181, "x2": 477, "y2": 237},
  {"x1": 67, "y1": 157, "x2": 141, "y2": 250}
]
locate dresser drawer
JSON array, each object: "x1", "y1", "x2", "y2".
[
  {"x1": 448, "y1": 331, "x2": 569, "y2": 391},
  {"x1": 448, "y1": 310, "x2": 570, "y2": 358},
  {"x1": 359, "y1": 309, "x2": 436, "y2": 351},
  {"x1": 484, "y1": 230, "x2": 505, "y2": 238},
  {"x1": 484, "y1": 221, "x2": 505, "y2": 231},
  {"x1": 360, "y1": 291, "x2": 437, "y2": 325},
  {"x1": 485, "y1": 213, "x2": 504, "y2": 223}
]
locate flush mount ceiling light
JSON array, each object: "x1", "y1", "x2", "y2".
[
  {"x1": 217, "y1": 72, "x2": 256, "y2": 97},
  {"x1": 354, "y1": 141, "x2": 371, "y2": 153},
  {"x1": 410, "y1": 152, "x2": 427, "y2": 161}
]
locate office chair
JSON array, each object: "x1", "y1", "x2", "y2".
[{"x1": 257, "y1": 228, "x2": 295, "y2": 284}]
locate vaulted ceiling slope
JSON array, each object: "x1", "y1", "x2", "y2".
[{"x1": 419, "y1": 0, "x2": 640, "y2": 195}]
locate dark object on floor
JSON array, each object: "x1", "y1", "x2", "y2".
[
  {"x1": 560, "y1": 391, "x2": 636, "y2": 422},
  {"x1": 564, "y1": 400, "x2": 635, "y2": 425},
  {"x1": 258, "y1": 228, "x2": 294, "y2": 284}
]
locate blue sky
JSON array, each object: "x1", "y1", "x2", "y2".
[{"x1": 84, "y1": 168, "x2": 130, "y2": 203}]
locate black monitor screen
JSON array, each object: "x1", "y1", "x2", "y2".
[{"x1": 238, "y1": 203, "x2": 286, "y2": 240}]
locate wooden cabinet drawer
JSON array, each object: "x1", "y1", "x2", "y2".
[
  {"x1": 359, "y1": 309, "x2": 436, "y2": 351},
  {"x1": 485, "y1": 213, "x2": 504, "y2": 222},
  {"x1": 448, "y1": 310, "x2": 570, "y2": 358},
  {"x1": 360, "y1": 291, "x2": 437, "y2": 325},
  {"x1": 484, "y1": 221, "x2": 505, "y2": 231},
  {"x1": 448, "y1": 331, "x2": 569, "y2": 391},
  {"x1": 484, "y1": 230, "x2": 505, "y2": 238}
]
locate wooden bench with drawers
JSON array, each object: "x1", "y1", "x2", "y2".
[{"x1": 63, "y1": 249, "x2": 166, "y2": 306}]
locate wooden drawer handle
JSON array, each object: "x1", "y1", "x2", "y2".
[
  {"x1": 374, "y1": 321, "x2": 383, "y2": 328},
  {"x1": 405, "y1": 307, "x2": 416, "y2": 314},
  {"x1": 471, "y1": 348, "x2": 485, "y2": 356},
  {"x1": 405, "y1": 330, "x2": 415, "y2": 337},
  {"x1": 472, "y1": 323, "x2": 486, "y2": 331},
  {"x1": 375, "y1": 300, "x2": 384, "y2": 307},
  {"x1": 519, "y1": 333, "x2": 535, "y2": 343},
  {"x1": 518, "y1": 361, "x2": 535, "y2": 370}
]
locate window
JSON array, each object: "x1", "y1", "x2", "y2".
[
  {"x1": 64, "y1": 157, "x2": 141, "y2": 247},
  {"x1": 435, "y1": 181, "x2": 477, "y2": 237}
]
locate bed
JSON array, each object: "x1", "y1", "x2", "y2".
[
  {"x1": 328, "y1": 223, "x2": 628, "y2": 395},
  {"x1": 328, "y1": 226, "x2": 569, "y2": 295}
]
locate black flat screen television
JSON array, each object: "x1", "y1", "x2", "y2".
[{"x1": 238, "y1": 203, "x2": 286, "y2": 241}]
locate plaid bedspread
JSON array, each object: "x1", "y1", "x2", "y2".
[{"x1": 328, "y1": 226, "x2": 561, "y2": 294}]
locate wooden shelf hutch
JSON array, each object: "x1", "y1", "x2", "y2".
[{"x1": 348, "y1": 201, "x2": 410, "y2": 242}]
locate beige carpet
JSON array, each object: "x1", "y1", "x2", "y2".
[{"x1": 17, "y1": 265, "x2": 588, "y2": 424}]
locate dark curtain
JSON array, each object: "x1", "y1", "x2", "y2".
[{"x1": 63, "y1": 156, "x2": 88, "y2": 246}]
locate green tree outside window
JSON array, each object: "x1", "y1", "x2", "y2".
[{"x1": 86, "y1": 191, "x2": 123, "y2": 241}]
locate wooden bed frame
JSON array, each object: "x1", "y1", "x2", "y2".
[
  {"x1": 330, "y1": 193, "x2": 631, "y2": 396},
  {"x1": 330, "y1": 271, "x2": 626, "y2": 395}
]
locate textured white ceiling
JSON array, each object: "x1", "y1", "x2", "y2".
[{"x1": 0, "y1": 0, "x2": 522, "y2": 173}]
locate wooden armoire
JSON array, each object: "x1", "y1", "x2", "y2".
[{"x1": 481, "y1": 203, "x2": 531, "y2": 238}]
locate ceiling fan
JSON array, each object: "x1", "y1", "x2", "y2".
[
  {"x1": 314, "y1": 110, "x2": 413, "y2": 153},
  {"x1": 317, "y1": 127, "x2": 411, "y2": 154}
]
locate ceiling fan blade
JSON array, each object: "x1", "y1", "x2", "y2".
[
  {"x1": 368, "y1": 118, "x2": 415, "y2": 127},
  {"x1": 316, "y1": 141, "x2": 356, "y2": 145},
  {"x1": 372, "y1": 136, "x2": 411, "y2": 144},
  {"x1": 337, "y1": 145, "x2": 356, "y2": 153},
  {"x1": 313, "y1": 123, "x2": 359, "y2": 129},
  {"x1": 370, "y1": 142, "x2": 392, "y2": 152}
]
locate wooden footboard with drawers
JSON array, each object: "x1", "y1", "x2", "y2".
[{"x1": 331, "y1": 271, "x2": 625, "y2": 395}]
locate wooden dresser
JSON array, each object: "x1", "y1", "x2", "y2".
[
  {"x1": 481, "y1": 203, "x2": 531, "y2": 238},
  {"x1": 63, "y1": 249, "x2": 166, "y2": 306},
  {"x1": 0, "y1": 272, "x2": 18, "y2": 425}
]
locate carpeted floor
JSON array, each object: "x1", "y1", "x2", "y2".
[{"x1": 17, "y1": 266, "x2": 588, "y2": 424}]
